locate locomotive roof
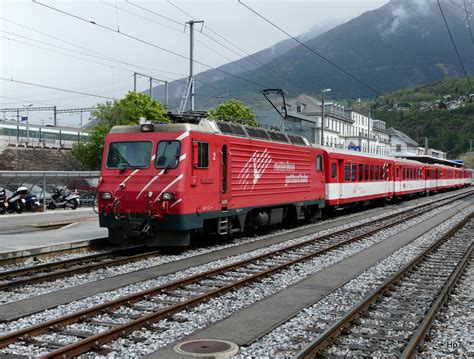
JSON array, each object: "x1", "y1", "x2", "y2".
[{"x1": 109, "y1": 118, "x2": 311, "y2": 147}]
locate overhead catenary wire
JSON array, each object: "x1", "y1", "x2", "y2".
[
  {"x1": 437, "y1": 0, "x2": 472, "y2": 85},
  {"x1": 238, "y1": 0, "x2": 380, "y2": 96},
  {"x1": 32, "y1": 0, "x2": 270, "y2": 91},
  {"x1": 463, "y1": 0, "x2": 474, "y2": 44},
  {"x1": 1, "y1": 15, "x2": 226, "y2": 99},
  {"x1": 0, "y1": 77, "x2": 115, "y2": 100},
  {"x1": 101, "y1": 0, "x2": 246, "y2": 71},
  {"x1": 146, "y1": 0, "x2": 307, "y2": 96},
  {"x1": 0, "y1": 32, "x2": 165, "y2": 78},
  {"x1": 0, "y1": 17, "x2": 187, "y2": 78},
  {"x1": 109, "y1": 0, "x2": 282, "y2": 92}
]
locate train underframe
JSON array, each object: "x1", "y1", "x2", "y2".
[{"x1": 100, "y1": 200, "x2": 324, "y2": 247}]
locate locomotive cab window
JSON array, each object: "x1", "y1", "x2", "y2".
[
  {"x1": 194, "y1": 141, "x2": 209, "y2": 169},
  {"x1": 106, "y1": 141, "x2": 152, "y2": 169},
  {"x1": 156, "y1": 140, "x2": 180, "y2": 169}
]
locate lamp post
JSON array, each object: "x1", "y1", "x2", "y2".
[{"x1": 320, "y1": 88, "x2": 331, "y2": 146}]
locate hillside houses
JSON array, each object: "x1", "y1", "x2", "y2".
[
  {"x1": 283, "y1": 95, "x2": 390, "y2": 156},
  {"x1": 280, "y1": 94, "x2": 444, "y2": 159}
]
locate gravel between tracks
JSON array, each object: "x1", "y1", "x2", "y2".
[
  {"x1": 418, "y1": 261, "x2": 473, "y2": 358},
  {"x1": 1, "y1": 199, "x2": 469, "y2": 357},
  {"x1": 0, "y1": 195, "x2": 462, "y2": 305},
  {"x1": 240, "y1": 206, "x2": 474, "y2": 358}
]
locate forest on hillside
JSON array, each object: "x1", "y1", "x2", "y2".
[{"x1": 371, "y1": 77, "x2": 474, "y2": 158}]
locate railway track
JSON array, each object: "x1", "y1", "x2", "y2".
[
  {"x1": 1, "y1": 190, "x2": 471, "y2": 293},
  {"x1": 0, "y1": 246, "x2": 158, "y2": 291},
  {"x1": 296, "y1": 213, "x2": 473, "y2": 358},
  {"x1": 0, "y1": 192, "x2": 471, "y2": 357}
]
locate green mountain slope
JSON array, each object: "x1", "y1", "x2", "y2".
[{"x1": 372, "y1": 77, "x2": 474, "y2": 158}]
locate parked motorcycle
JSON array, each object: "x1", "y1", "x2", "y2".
[
  {"x1": 25, "y1": 193, "x2": 40, "y2": 212},
  {"x1": 0, "y1": 187, "x2": 7, "y2": 215},
  {"x1": 47, "y1": 187, "x2": 80, "y2": 210},
  {"x1": 6, "y1": 186, "x2": 29, "y2": 214}
]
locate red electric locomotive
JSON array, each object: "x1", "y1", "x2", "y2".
[{"x1": 98, "y1": 117, "x2": 325, "y2": 246}]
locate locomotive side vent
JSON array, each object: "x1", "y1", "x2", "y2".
[
  {"x1": 216, "y1": 121, "x2": 248, "y2": 137},
  {"x1": 287, "y1": 134, "x2": 308, "y2": 146},
  {"x1": 267, "y1": 130, "x2": 290, "y2": 143},
  {"x1": 245, "y1": 126, "x2": 270, "y2": 140}
]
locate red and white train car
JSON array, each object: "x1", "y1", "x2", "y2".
[
  {"x1": 98, "y1": 118, "x2": 325, "y2": 246},
  {"x1": 322, "y1": 148, "x2": 393, "y2": 206},
  {"x1": 392, "y1": 158, "x2": 425, "y2": 197}
]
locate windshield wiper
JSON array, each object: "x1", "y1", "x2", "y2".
[
  {"x1": 119, "y1": 162, "x2": 132, "y2": 173},
  {"x1": 163, "y1": 156, "x2": 178, "y2": 174}
]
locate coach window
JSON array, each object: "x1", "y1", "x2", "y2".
[
  {"x1": 364, "y1": 164, "x2": 369, "y2": 181},
  {"x1": 316, "y1": 155, "x2": 323, "y2": 172},
  {"x1": 195, "y1": 141, "x2": 209, "y2": 168},
  {"x1": 156, "y1": 140, "x2": 180, "y2": 169},
  {"x1": 370, "y1": 165, "x2": 375, "y2": 180},
  {"x1": 358, "y1": 164, "x2": 363, "y2": 181},
  {"x1": 345, "y1": 164, "x2": 351, "y2": 182},
  {"x1": 352, "y1": 164, "x2": 357, "y2": 181},
  {"x1": 375, "y1": 165, "x2": 379, "y2": 180},
  {"x1": 331, "y1": 163, "x2": 337, "y2": 178}
]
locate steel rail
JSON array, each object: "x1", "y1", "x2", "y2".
[
  {"x1": 2, "y1": 190, "x2": 469, "y2": 291},
  {"x1": 296, "y1": 212, "x2": 474, "y2": 358},
  {"x1": 401, "y1": 240, "x2": 472, "y2": 358},
  {"x1": 0, "y1": 246, "x2": 157, "y2": 290},
  {"x1": 0, "y1": 191, "x2": 470, "y2": 355},
  {"x1": 0, "y1": 193, "x2": 466, "y2": 356}
]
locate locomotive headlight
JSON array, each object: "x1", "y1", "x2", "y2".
[
  {"x1": 100, "y1": 192, "x2": 112, "y2": 200},
  {"x1": 141, "y1": 124, "x2": 154, "y2": 132},
  {"x1": 162, "y1": 192, "x2": 175, "y2": 201}
]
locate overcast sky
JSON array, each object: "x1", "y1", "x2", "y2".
[{"x1": 0, "y1": 0, "x2": 388, "y2": 125}]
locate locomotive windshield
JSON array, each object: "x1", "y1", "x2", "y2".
[
  {"x1": 106, "y1": 141, "x2": 152, "y2": 169},
  {"x1": 156, "y1": 140, "x2": 180, "y2": 169}
]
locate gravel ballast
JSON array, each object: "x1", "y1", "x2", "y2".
[{"x1": 1, "y1": 200, "x2": 470, "y2": 357}]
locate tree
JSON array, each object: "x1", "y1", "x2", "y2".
[
  {"x1": 208, "y1": 99, "x2": 257, "y2": 127},
  {"x1": 72, "y1": 92, "x2": 168, "y2": 169}
]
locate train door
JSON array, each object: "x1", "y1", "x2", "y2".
[
  {"x1": 328, "y1": 159, "x2": 341, "y2": 205},
  {"x1": 394, "y1": 165, "x2": 400, "y2": 193},
  {"x1": 338, "y1": 159, "x2": 345, "y2": 200},
  {"x1": 191, "y1": 139, "x2": 216, "y2": 214},
  {"x1": 220, "y1": 144, "x2": 229, "y2": 210}
]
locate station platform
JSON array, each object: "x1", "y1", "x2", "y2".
[{"x1": 0, "y1": 208, "x2": 108, "y2": 260}]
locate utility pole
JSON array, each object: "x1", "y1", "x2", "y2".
[
  {"x1": 368, "y1": 109, "x2": 371, "y2": 154},
  {"x1": 187, "y1": 20, "x2": 204, "y2": 112},
  {"x1": 320, "y1": 88, "x2": 331, "y2": 146}
]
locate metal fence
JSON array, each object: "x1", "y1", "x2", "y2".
[{"x1": 0, "y1": 171, "x2": 99, "y2": 212}]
